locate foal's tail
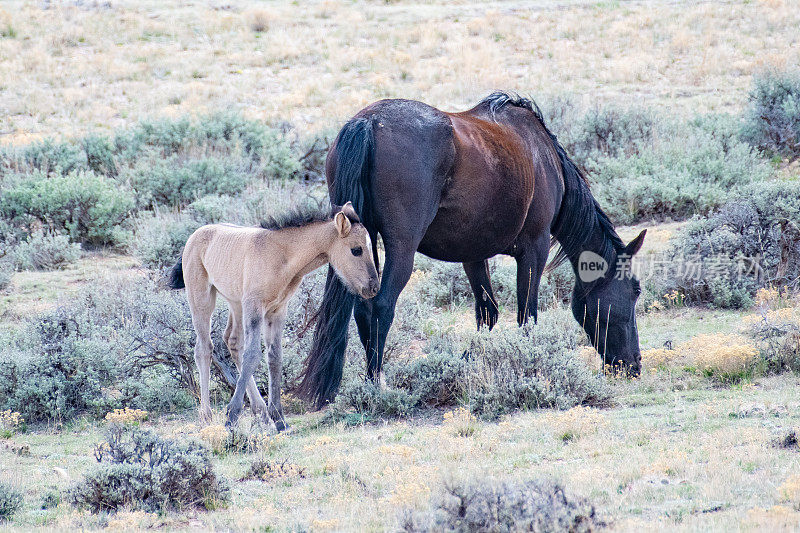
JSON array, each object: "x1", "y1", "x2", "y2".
[
  {"x1": 298, "y1": 116, "x2": 376, "y2": 410},
  {"x1": 168, "y1": 258, "x2": 185, "y2": 290}
]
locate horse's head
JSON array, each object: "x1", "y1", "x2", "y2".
[
  {"x1": 571, "y1": 230, "x2": 646, "y2": 375},
  {"x1": 328, "y1": 202, "x2": 380, "y2": 299}
]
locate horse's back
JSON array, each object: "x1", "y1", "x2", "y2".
[
  {"x1": 183, "y1": 224, "x2": 267, "y2": 298},
  {"x1": 417, "y1": 110, "x2": 539, "y2": 261},
  {"x1": 328, "y1": 99, "x2": 456, "y2": 240}
]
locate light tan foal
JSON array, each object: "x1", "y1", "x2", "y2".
[{"x1": 170, "y1": 203, "x2": 379, "y2": 430}]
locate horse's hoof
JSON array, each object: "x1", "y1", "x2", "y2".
[
  {"x1": 224, "y1": 408, "x2": 240, "y2": 430},
  {"x1": 274, "y1": 420, "x2": 289, "y2": 433}
]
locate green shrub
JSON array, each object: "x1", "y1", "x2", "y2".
[
  {"x1": 0, "y1": 261, "x2": 12, "y2": 291},
  {"x1": 413, "y1": 258, "x2": 573, "y2": 313},
  {"x1": 0, "y1": 278, "x2": 205, "y2": 423},
  {"x1": 564, "y1": 104, "x2": 654, "y2": 167},
  {"x1": 193, "y1": 111, "x2": 301, "y2": 180},
  {"x1": 11, "y1": 230, "x2": 81, "y2": 270},
  {"x1": 0, "y1": 483, "x2": 22, "y2": 522},
  {"x1": 742, "y1": 69, "x2": 800, "y2": 161},
  {"x1": 539, "y1": 98, "x2": 771, "y2": 224},
  {"x1": 416, "y1": 261, "x2": 473, "y2": 308},
  {"x1": 0, "y1": 171, "x2": 135, "y2": 245},
  {"x1": 186, "y1": 194, "x2": 232, "y2": 224},
  {"x1": 661, "y1": 179, "x2": 800, "y2": 308},
  {"x1": 128, "y1": 212, "x2": 201, "y2": 269},
  {"x1": 81, "y1": 134, "x2": 117, "y2": 176},
  {"x1": 589, "y1": 114, "x2": 771, "y2": 223},
  {"x1": 463, "y1": 313, "x2": 610, "y2": 418},
  {"x1": 0, "y1": 308, "x2": 126, "y2": 422},
  {"x1": 123, "y1": 156, "x2": 250, "y2": 208},
  {"x1": 399, "y1": 478, "x2": 602, "y2": 533},
  {"x1": 114, "y1": 112, "x2": 300, "y2": 181},
  {"x1": 114, "y1": 116, "x2": 193, "y2": 159},
  {"x1": 330, "y1": 310, "x2": 610, "y2": 421},
  {"x1": 21, "y1": 139, "x2": 85, "y2": 175},
  {"x1": 69, "y1": 425, "x2": 229, "y2": 513}
]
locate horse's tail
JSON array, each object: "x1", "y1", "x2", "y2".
[
  {"x1": 298, "y1": 117, "x2": 376, "y2": 409},
  {"x1": 168, "y1": 257, "x2": 185, "y2": 290}
]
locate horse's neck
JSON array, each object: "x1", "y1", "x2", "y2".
[
  {"x1": 553, "y1": 215, "x2": 618, "y2": 286},
  {"x1": 275, "y1": 223, "x2": 334, "y2": 279}
]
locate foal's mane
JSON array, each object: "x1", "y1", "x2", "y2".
[
  {"x1": 260, "y1": 206, "x2": 332, "y2": 231},
  {"x1": 260, "y1": 204, "x2": 361, "y2": 231},
  {"x1": 479, "y1": 91, "x2": 625, "y2": 275}
]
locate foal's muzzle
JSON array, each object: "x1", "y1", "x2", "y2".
[{"x1": 362, "y1": 278, "x2": 379, "y2": 299}]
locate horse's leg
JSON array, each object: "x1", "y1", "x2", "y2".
[
  {"x1": 225, "y1": 303, "x2": 263, "y2": 429},
  {"x1": 264, "y1": 312, "x2": 288, "y2": 432},
  {"x1": 463, "y1": 260, "x2": 499, "y2": 330},
  {"x1": 515, "y1": 234, "x2": 551, "y2": 325},
  {"x1": 187, "y1": 284, "x2": 217, "y2": 425},
  {"x1": 367, "y1": 242, "x2": 417, "y2": 385},
  {"x1": 225, "y1": 305, "x2": 268, "y2": 421},
  {"x1": 354, "y1": 298, "x2": 373, "y2": 355},
  {"x1": 355, "y1": 231, "x2": 380, "y2": 354}
]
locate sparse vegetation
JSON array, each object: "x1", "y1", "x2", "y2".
[
  {"x1": 659, "y1": 179, "x2": 800, "y2": 309},
  {"x1": 0, "y1": 1, "x2": 799, "y2": 530},
  {"x1": 399, "y1": 478, "x2": 602, "y2": 532},
  {"x1": 69, "y1": 425, "x2": 230, "y2": 513},
  {"x1": 0, "y1": 483, "x2": 22, "y2": 522},
  {"x1": 331, "y1": 311, "x2": 610, "y2": 421},
  {"x1": 9, "y1": 230, "x2": 81, "y2": 271}
]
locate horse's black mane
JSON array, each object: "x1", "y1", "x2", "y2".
[
  {"x1": 480, "y1": 91, "x2": 625, "y2": 277},
  {"x1": 260, "y1": 205, "x2": 332, "y2": 231}
]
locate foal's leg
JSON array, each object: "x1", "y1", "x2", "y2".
[
  {"x1": 263, "y1": 312, "x2": 288, "y2": 432},
  {"x1": 463, "y1": 260, "x2": 499, "y2": 330},
  {"x1": 187, "y1": 283, "x2": 217, "y2": 424},
  {"x1": 224, "y1": 306, "x2": 268, "y2": 422},
  {"x1": 225, "y1": 303, "x2": 264, "y2": 428},
  {"x1": 515, "y1": 234, "x2": 551, "y2": 325}
]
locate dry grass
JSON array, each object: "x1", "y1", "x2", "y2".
[
  {"x1": 2, "y1": 1, "x2": 799, "y2": 530},
  {"x1": 2, "y1": 0, "x2": 799, "y2": 143},
  {"x1": 2, "y1": 372, "x2": 798, "y2": 531}
]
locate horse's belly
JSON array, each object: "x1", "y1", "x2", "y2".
[{"x1": 417, "y1": 198, "x2": 528, "y2": 262}]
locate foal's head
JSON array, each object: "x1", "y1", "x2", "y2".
[{"x1": 328, "y1": 202, "x2": 379, "y2": 299}]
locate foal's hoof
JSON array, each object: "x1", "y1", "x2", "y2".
[{"x1": 274, "y1": 420, "x2": 290, "y2": 433}]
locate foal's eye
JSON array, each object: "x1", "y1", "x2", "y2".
[{"x1": 351, "y1": 246, "x2": 363, "y2": 257}]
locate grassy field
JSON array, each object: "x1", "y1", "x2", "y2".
[
  {"x1": 2, "y1": 0, "x2": 799, "y2": 142},
  {"x1": 1, "y1": 0, "x2": 800, "y2": 531}
]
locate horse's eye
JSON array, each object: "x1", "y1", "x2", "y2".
[{"x1": 351, "y1": 246, "x2": 363, "y2": 257}]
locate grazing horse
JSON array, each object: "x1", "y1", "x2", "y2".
[
  {"x1": 298, "y1": 92, "x2": 646, "y2": 409},
  {"x1": 168, "y1": 203, "x2": 379, "y2": 429}
]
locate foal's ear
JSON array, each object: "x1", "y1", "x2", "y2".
[
  {"x1": 335, "y1": 211, "x2": 352, "y2": 237},
  {"x1": 341, "y1": 201, "x2": 359, "y2": 221},
  {"x1": 624, "y1": 229, "x2": 647, "y2": 256}
]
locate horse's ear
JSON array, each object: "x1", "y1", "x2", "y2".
[
  {"x1": 335, "y1": 211, "x2": 352, "y2": 237},
  {"x1": 625, "y1": 229, "x2": 647, "y2": 256}
]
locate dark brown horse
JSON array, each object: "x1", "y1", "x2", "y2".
[{"x1": 298, "y1": 93, "x2": 646, "y2": 408}]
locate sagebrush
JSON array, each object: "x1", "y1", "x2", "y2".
[
  {"x1": 331, "y1": 309, "x2": 610, "y2": 421},
  {"x1": 399, "y1": 477, "x2": 602, "y2": 533},
  {"x1": 69, "y1": 425, "x2": 230, "y2": 513}
]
